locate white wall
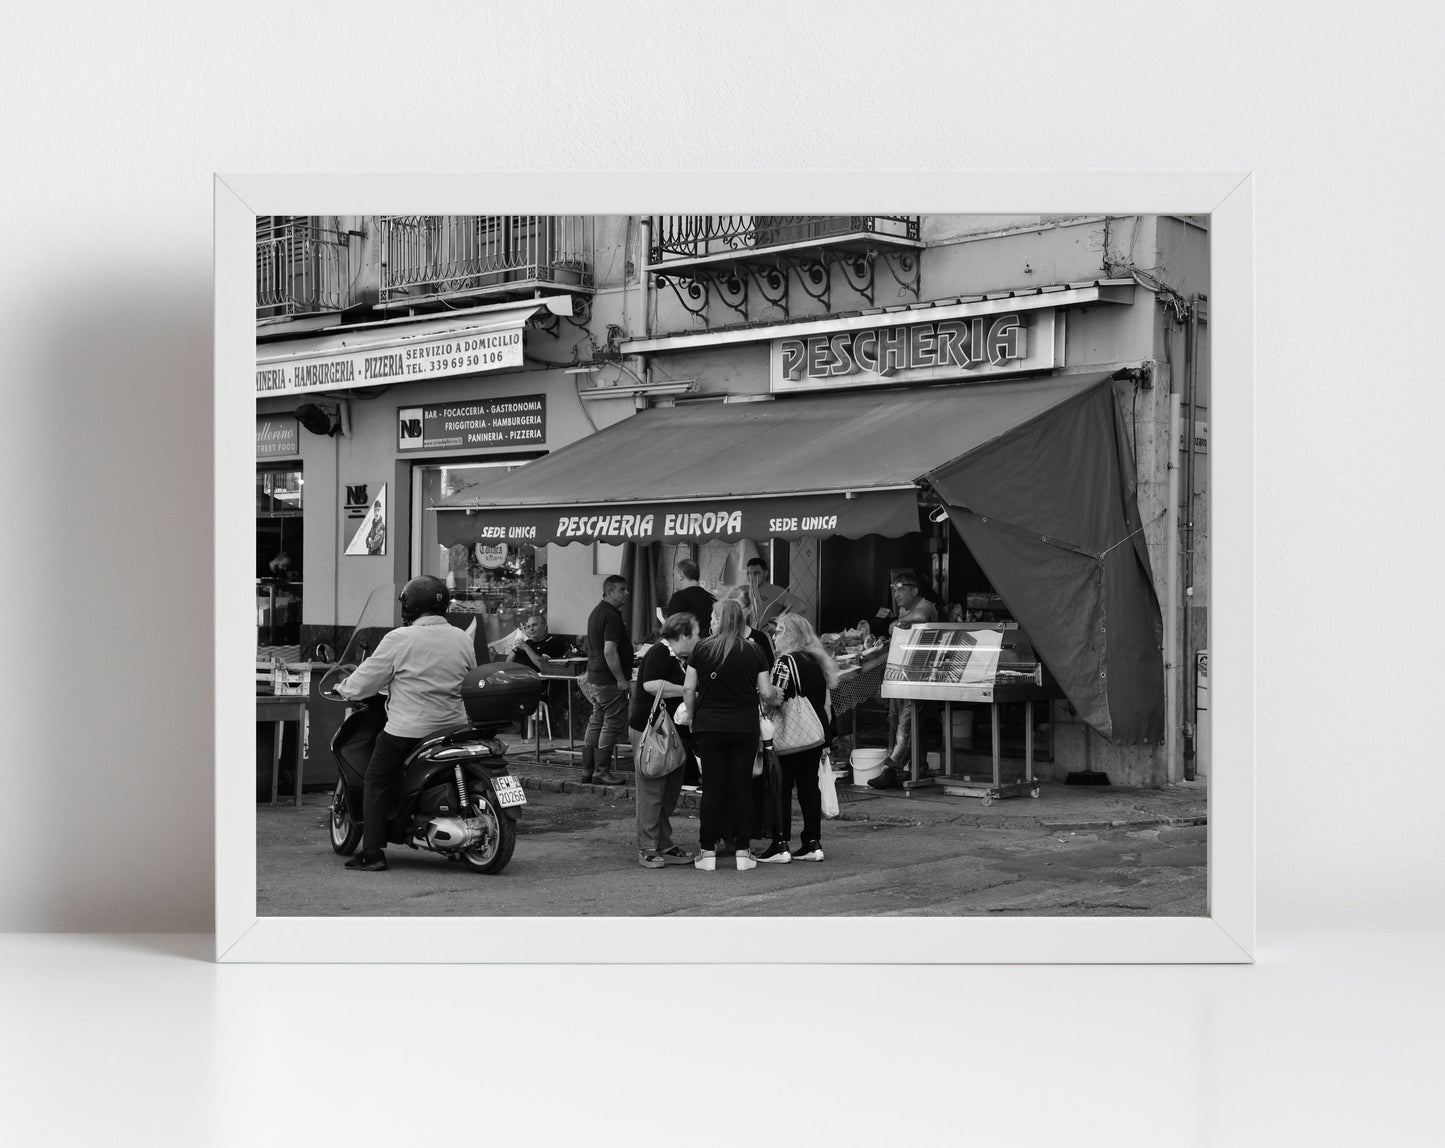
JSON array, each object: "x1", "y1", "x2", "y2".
[{"x1": 2, "y1": 1, "x2": 1442, "y2": 933}]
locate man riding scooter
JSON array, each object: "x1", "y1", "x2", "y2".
[{"x1": 335, "y1": 575, "x2": 477, "y2": 871}]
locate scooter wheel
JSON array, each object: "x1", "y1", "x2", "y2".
[
  {"x1": 458, "y1": 787, "x2": 516, "y2": 875},
  {"x1": 328, "y1": 779, "x2": 362, "y2": 855}
]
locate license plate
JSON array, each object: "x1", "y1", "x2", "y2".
[{"x1": 491, "y1": 774, "x2": 527, "y2": 808}]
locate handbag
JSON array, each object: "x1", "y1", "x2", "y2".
[
  {"x1": 771, "y1": 655, "x2": 827, "y2": 754},
  {"x1": 636, "y1": 688, "x2": 686, "y2": 779}
]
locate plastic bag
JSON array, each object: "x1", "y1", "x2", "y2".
[{"x1": 819, "y1": 750, "x2": 840, "y2": 819}]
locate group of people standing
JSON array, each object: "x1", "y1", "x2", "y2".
[{"x1": 607, "y1": 557, "x2": 839, "y2": 871}]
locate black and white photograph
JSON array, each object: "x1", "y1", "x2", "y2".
[{"x1": 251, "y1": 209, "x2": 1211, "y2": 920}]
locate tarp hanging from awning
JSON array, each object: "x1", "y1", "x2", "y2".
[{"x1": 926, "y1": 379, "x2": 1165, "y2": 745}]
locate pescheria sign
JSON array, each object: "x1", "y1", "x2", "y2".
[
  {"x1": 771, "y1": 309, "x2": 1055, "y2": 392},
  {"x1": 434, "y1": 488, "x2": 921, "y2": 549}
]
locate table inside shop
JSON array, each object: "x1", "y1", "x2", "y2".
[
  {"x1": 831, "y1": 647, "x2": 889, "y2": 745},
  {"x1": 530, "y1": 657, "x2": 587, "y2": 760}
]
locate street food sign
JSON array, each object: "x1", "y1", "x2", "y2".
[
  {"x1": 397, "y1": 395, "x2": 546, "y2": 452},
  {"x1": 256, "y1": 415, "x2": 299, "y2": 458},
  {"x1": 435, "y1": 488, "x2": 920, "y2": 549},
  {"x1": 770, "y1": 309, "x2": 1055, "y2": 392}
]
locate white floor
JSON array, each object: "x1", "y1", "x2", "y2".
[{"x1": 2, "y1": 932, "x2": 1440, "y2": 1147}]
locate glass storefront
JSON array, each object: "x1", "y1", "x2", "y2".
[
  {"x1": 257, "y1": 466, "x2": 303, "y2": 646},
  {"x1": 414, "y1": 461, "x2": 543, "y2": 650}
]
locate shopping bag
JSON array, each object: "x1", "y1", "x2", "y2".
[
  {"x1": 636, "y1": 690, "x2": 686, "y2": 779},
  {"x1": 771, "y1": 656, "x2": 826, "y2": 753},
  {"x1": 819, "y1": 752, "x2": 840, "y2": 819}
]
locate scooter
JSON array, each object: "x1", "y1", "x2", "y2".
[{"x1": 316, "y1": 584, "x2": 546, "y2": 875}]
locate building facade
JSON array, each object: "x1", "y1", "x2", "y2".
[{"x1": 255, "y1": 213, "x2": 1209, "y2": 787}]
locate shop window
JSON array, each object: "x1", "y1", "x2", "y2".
[
  {"x1": 257, "y1": 465, "x2": 303, "y2": 647},
  {"x1": 414, "y1": 461, "x2": 541, "y2": 654}
]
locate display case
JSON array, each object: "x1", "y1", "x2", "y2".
[{"x1": 880, "y1": 622, "x2": 1060, "y2": 804}]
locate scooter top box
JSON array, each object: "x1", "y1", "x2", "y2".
[{"x1": 461, "y1": 662, "x2": 546, "y2": 726}]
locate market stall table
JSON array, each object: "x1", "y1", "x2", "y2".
[
  {"x1": 533, "y1": 657, "x2": 586, "y2": 759},
  {"x1": 880, "y1": 622, "x2": 1062, "y2": 805}
]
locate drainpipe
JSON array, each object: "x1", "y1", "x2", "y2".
[
  {"x1": 1181, "y1": 296, "x2": 1202, "y2": 779},
  {"x1": 1165, "y1": 387, "x2": 1182, "y2": 783},
  {"x1": 639, "y1": 216, "x2": 653, "y2": 340}
]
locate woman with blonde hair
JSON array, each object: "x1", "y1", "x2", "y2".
[
  {"x1": 722, "y1": 584, "x2": 775, "y2": 667},
  {"x1": 681, "y1": 597, "x2": 780, "y2": 871},
  {"x1": 754, "y1": 612, "x2": 839, "y2": 864}
]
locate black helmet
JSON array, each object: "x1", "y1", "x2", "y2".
[{"x1": 398, "y1": 575, "x2": 450, "y2": 623}]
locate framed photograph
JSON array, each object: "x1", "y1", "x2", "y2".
[{"x1": 218, "y1": 173, "x2": 1253, "y2": 963}]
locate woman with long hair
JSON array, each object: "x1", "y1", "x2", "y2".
[
  {"x1": 680, "y1": 597, "x2": 780, "y2": 871},
  {"x1": 722, "y1": 584, "x2": 775, "y2": 667},
  {"x1": 755, "y1": 613, "x2": 839, "y2": 864}
]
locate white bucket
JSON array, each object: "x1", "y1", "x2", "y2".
[
  {"x1": 851, "y1": 748, "x2": 889, "y2": 786},
  {"x1": 951, "y1": 710, "x2": 975, "y2": 751}
]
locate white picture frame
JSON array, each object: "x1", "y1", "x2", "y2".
[{"x1": 217, "y1": 172, "x2": 1253, "y2": 963}]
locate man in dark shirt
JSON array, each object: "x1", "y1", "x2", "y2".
[
  {"x1": 664, "y1": 558, "x2": 716, "y2": 637},
  {"x1": 509, "y1": 614, "x2": 570, "y2": 671},
  {"x1": 581, "y1": 575, "x2": 632, "y2": 786}
]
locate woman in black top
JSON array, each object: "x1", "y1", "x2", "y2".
[
  {"x1": 755, "y1": 613, "x2": 840, "y2": 864},
  {"x1": 681, "y1": 598, "x2": 780, "y2": 871},
  {"x1": 628, "y1": 613, "x2": 700, "y2": 869}
]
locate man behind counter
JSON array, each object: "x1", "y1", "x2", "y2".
[
  {"x1": 867, "y1": 571, "x2": 940, "y2": 791},
  {"x1": 665, "y1": 558, "x2": 716, "y2": 638}
]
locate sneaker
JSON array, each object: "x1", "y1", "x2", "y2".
[
  {"x1": 680, "y1": 784, "x2": 701, "y2": 795},
  {"x1": 735, "y1": 851, "x2": 757, "y2": 871},
  {"x1": 793, "y1": 841, "x2": 825, "y2": 862},
  {"x1": 694, "y1": 849, "x2": 717, "y2": 872},
  {"x1": 657, "y1": 845, "x2": 695, "y2": 865},
  {"x1": 755, "y1": 841, "x2": 792, "y2": 864},
  {"x1": 344, "y1": 850, "x2": 387, "y2": 871},
  {"x1": 638, "y1": 851, "x2": 667, "y2": 869}
]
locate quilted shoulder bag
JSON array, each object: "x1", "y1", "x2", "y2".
[
  {"x1": 636, "y1": 686, "x2": 686, "y2": 779},
  {"x1": 770, "y1": 654, "x2": 827, "y2": 754}
]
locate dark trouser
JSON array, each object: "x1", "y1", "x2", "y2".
[
  {"x1": 362, "y1": 730, "x2": 422, "y2": 853},
  {"x1": 696, "y1": 730, "x2": 758, "y2": 854},
  {"x1": 775, "y1": 744, "x2": 824, "y2": 847},
  {"x1": 631, "y1": 727, "x2": 685, "y2": 853},
  {"x1": 584, "y1": 682, "x2": 630, "y2": 751}
]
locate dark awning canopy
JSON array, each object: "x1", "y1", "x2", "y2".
[
  {"x1": 434, "y1": 372, "x2": 1163, "y2": 745},
  {"x1": 434, "y1": 375, "x2": 1111, "y2": 546}
]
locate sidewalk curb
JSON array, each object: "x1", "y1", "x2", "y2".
[{"x1": 509, "y1": 770, "x2": 1207, "y2": 832}]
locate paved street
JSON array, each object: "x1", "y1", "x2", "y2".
[{"x1": 257, "y1": 778, "x2": 1206, "y2": 918}]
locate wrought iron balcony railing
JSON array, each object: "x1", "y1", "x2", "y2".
[
  {"x1": 256, "y1": 218, "x2": 353, "y2": 317},
  {"x1": 379, "y1": 215, "x2": 594, "y2": 302},
  {"x1": 649, "y1": 214, "x2": 921, "y2": 264}
]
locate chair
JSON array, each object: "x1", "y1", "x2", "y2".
[{"x1": 525, "y1": 700, "x2": 553, "y2": 741}]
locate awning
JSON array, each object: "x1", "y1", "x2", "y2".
[
  {"x1": 435, "y1": 372, "x2": 1164, "y2": 745},
  {"x1": 255, "y1": 297, "x2": 572, "y2": 398},
  {"x1": 435, "y1": 374, "x2": 1112, "y2": 547}
]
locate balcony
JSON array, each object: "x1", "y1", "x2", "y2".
[
  {"x1": 378, "y1": 215, "x2": 594, "y2": 310},
  {"x1": 647, "y1": 215, "x2": 924, "y2": 327},
  {"x1": 256, "y1": 218, "x2": 353, "y2": 319},
  {"x1": 650, "y1": 214, "x2": 920, "y2": 265}
]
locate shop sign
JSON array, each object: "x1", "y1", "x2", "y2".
[
  {"x1": 256, "y1": 415, "x2": 298, "y2": 458},
  {"x1": 435, "y1": 487, "x2": 920, "y2": 549},
  {"x1": 770, "y1": 309, "x2": 1055, "y2": 392},
  {"x1": 1180, "y1": 419, "x2": 1208, "y2": 453},
  {"x1": 397, "y1": 395, "x2": 546, "y2": 452},
  {"x1": 257, "y1": 328, "x2": 525, "y2": 397}
]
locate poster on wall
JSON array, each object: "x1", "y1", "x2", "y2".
[{"x1": 344, "y1": 482, "x2": 387, "y2": 556}]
